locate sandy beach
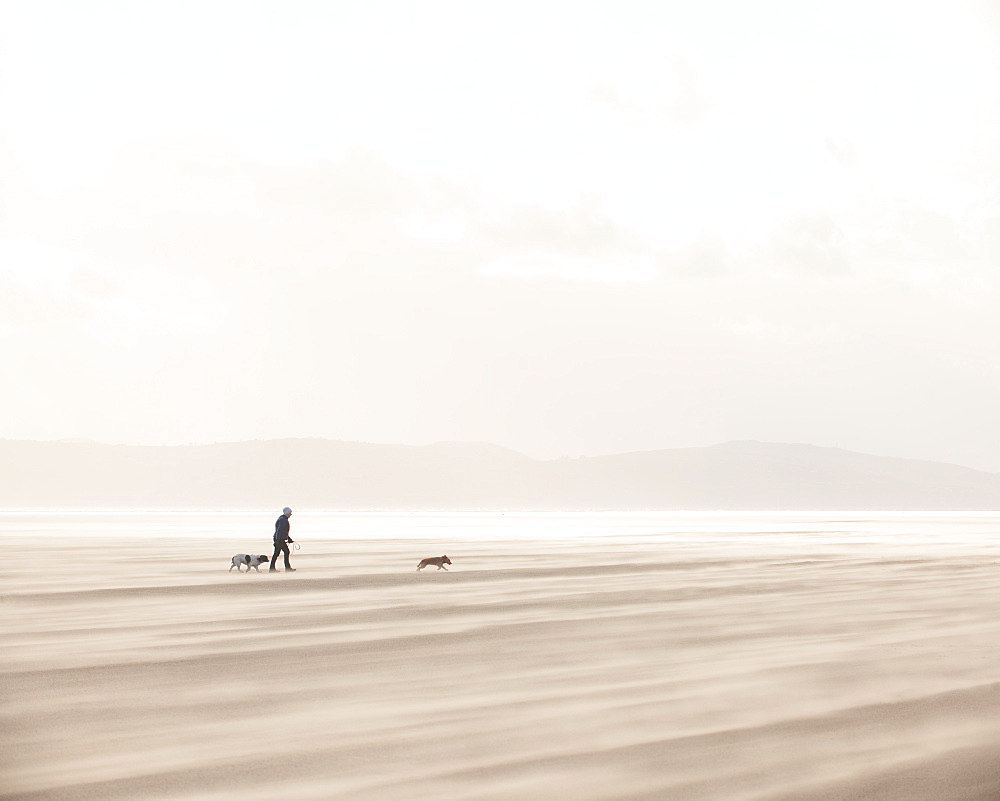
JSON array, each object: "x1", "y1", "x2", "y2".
[{"x1": 4, "y1": 512, "x2": 1000, "y2": 800}]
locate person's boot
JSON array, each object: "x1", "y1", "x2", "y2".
[
  {"x1": 268, "y1": 567, "x2": 277, "y2": 572},
  {"x1": 285, "y1": 567, "x2": 296, "y2": 572}
]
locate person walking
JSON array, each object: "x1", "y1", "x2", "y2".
[{"x1": 269, "y1": 507, "x2": 296, "y2": 572}]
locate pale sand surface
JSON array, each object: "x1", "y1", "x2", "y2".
[{"x1": 4, "y1": 512, "x2": 1000, "y2": 800}]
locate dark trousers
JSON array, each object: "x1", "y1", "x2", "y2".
[{"x1": 270, "y1": 541, "x2": 291, "y2": 569}]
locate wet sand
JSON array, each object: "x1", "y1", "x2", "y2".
[{"x1": 4, "y1": 523, "x2": 1000, "y2": 800}]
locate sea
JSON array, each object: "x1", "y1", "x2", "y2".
[{"x1": 5, "y1": 509, "x2": 1000, "y2": 554}]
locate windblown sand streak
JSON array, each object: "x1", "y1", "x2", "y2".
[{"x1": 3, "y1": 518, "x2": 1000, "y2": 800}]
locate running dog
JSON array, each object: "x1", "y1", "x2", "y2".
[
  {"x1": 230, "y1": 554, "x2": 269, "y2": 572},
  {"x1": 417, "y1": 555, "x2": 452, "y2": 571}
]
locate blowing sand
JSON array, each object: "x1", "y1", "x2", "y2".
[{"x1": 4, "y1": 512, "x2": 1000, "y2": 800}]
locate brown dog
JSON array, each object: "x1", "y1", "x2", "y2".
[{"x1": 417, "y1": 555, "x2": 452, "y2": 571}]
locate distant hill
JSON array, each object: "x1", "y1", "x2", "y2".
[{"x1": 1, "y1": 438, "x2": 999, "y2": 510}]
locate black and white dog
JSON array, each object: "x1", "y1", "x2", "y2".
[{"x1": 230, "y1": 554, "x2": 269, "y2": 572}]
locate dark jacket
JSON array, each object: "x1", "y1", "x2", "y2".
[{"x1": 274, "y1": 515, "x2": 292, "y2": 543}]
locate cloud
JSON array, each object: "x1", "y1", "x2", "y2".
[
  {"x1": 661, "y1": 57, "x2": 706, "y2": 124},
  {"x1": 31, "y1": 143, "x2": 464, "y2": 287},
  {"x1": 478, "y1": 199, "x2": 641, "y2": 256},
  {"x1": 854, "y1": 202, "x2": 991, "y2": 294},
  {"x1": 899, "y1": 207, "x2": 968, "y2": 261},
  {"x1": 658, "y1": 236, "x2": 731, "y2": 276},
  {"x1": 255, "y1": 149, "x2": 418, "y2": 219},
  {"x1": 476, "y1": 199, "x2": 655, "y2": 283},
  {"x1": 0, "y1": 233, "x2": 225, "y2": 397},
  {"x1": 980, "y1": 216, "x2": 1000, "y2": 263},
  {"x1": 71, "y1": 268, "x2": 119, "y2": 300},
  {"x1": 824, "y1": 133, "x2": 857, "y2": 168},
  {"x1": 480, "y1": 253, "x2": 658, "y2": 284},
  {"x1": 587, "y1": 55, "x2": 706, "y2": 125},
  {"x1": 765, "y1": 213, "x2": 851, "y2": 275},
  {"x1": 721, "y1": 315, "x2": 854, "y2": 346},
  {"x1": 970, "y1": 183, "x2": 1000, "y2": 261},
  {"x1": 0, "y1": 238, "x2": 88, "y2": 324}
]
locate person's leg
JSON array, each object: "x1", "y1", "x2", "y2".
[
  {"x1": 281, "y1": 541, "x2": 291, "y2": 569},
  {"x1": 270, "y1": 542, "x2": 281, "y2": 570}
]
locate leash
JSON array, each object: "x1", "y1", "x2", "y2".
[{"x1": 273, "y1": 539, "x2": 301, "y2": 551}]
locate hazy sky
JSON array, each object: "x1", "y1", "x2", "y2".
[{"x1": 2, "y1": 1, "x2": 1000, "y2": 468}]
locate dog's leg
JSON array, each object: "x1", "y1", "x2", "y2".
[{"x1": 229, "y1": 563, "x2": 236, "y2": 572}]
